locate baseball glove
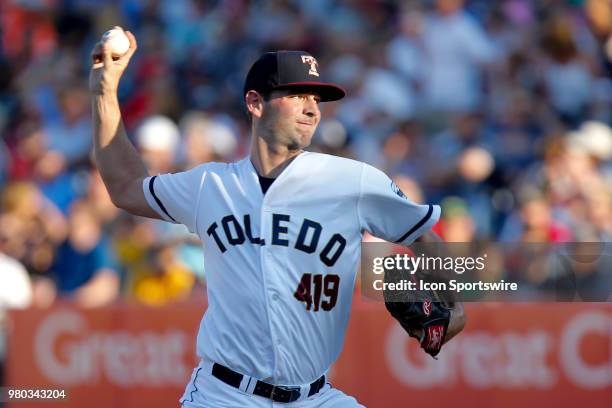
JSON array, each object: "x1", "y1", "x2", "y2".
[{"x1": 383, "y1": 264, "x2": 452, "y2": 358}]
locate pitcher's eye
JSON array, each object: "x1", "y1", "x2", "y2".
[{"x1": 288, "y1": 94, "x2": 320, "y2": 104}]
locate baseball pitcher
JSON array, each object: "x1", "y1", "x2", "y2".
[{"x1": 90, "y1": 31, "x2": 466, "y2": 407}]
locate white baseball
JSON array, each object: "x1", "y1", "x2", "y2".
[{"x1": 101, "y1": 26, "x2": 130, "y2": 57}]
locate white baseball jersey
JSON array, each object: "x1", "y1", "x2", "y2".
[{"x1": 142, "y1": 151, "x2": 440, "y2": 385}]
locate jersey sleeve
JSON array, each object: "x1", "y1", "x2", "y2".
[
  {"x1": 142, "y1": 165, "x2": 206, "y2": 234},
  {"x1": 358, "y1": 163, "x2": 441, "y2": 245}
]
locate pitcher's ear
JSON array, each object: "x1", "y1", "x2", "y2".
[{"x1": 246, "y1": 90, "x2": 265, "y2": 119}]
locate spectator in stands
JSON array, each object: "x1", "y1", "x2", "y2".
[
  {"x1": 420, "y1": 0, "x2": 497, "y2": 113},
  {"x1": 584, "y1": 0, "x2": 612, "y2": 76},
  {"x1": 539, "y1": 12, "x2": 596, "y2": 126},
  {"x1": 8, "y1": 121, "x2": 80, "y2": 214},
  {"x1": 501, "y1": 187, "x2": 572, "y2": 243},
  {"x1": 49, "y1": 200, "x2": 120, "y2": 308},
  {"x1": 437, "y1": 196, "x2": 476, "y2": 243},
  {"x1": 42, "y1": 83, "x2": 92, "y2": 168},
  {"x1": 179, "y1": 112, "x2": 239, "y2": 167},
  {"x1": 129, "y1": 242, "x2": 197, "y2": 306},
  {"x1": 585, "y1": 189, "x2": 612, "y2": 240},
  {"x1": 547, "y1": 236, "x2": 612, "y2": 301},
  {"x1": 0, "y1": 183, "x2": 66, "y2": 296},
  {"x1": 136, "y1": 115, "x2": 180, "y2": 175},
  {"x1": 380, "y1": 121, "x2": 429, "y2": 183}
]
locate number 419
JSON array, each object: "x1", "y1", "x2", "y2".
[{"x1": 293, "y1": 273, "x2": 340, "y2": 311}]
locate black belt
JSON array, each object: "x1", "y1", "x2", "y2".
[{"x1": 211, "y1": 363, "x2": 326, "y2": 403}]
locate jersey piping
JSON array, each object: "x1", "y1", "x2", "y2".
[
  {"x1": 148, "y1": 176, "x2": 177, "y2": 222},
  {"x1": 394, "y1": 204, "x2": 433, "y2": 243}
]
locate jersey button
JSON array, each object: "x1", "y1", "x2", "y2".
[{"x1": 271, "y1": 293, "x2": 279, "y2": 301}]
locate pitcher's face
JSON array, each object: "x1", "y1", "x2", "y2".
[{"x1": 258, "y1": 90, "x2": 322, "y2": 150}]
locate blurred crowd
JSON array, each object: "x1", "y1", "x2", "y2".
[{"x1": 1, "y1": 0, "x2": 612, "y2": 369}]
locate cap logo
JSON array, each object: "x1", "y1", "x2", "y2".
[{"x1": 301, "y1": 55, "x2": 320, "y2": 77}]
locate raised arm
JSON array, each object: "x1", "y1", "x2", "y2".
[{"x1": 89, "y1": 30, "x2": 161, "y2": 219}]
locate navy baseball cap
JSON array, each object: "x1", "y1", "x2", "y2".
[{"x1": 243, "y1": 51, "x2": 346, "y2": 102}]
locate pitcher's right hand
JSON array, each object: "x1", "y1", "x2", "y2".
[{"x1": 89, "y1": 30, "x2": 137, "y2": 96}]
